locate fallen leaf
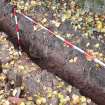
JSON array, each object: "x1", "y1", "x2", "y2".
[
  {"x1": 72, "y1": 94, "x2": 80, "y2": 104},
  {"x1": 96, "y1": 20, "x2": 103, "y2": 31},
  {"x1": 94, "y1": 43, "x2": 100, "y2": 48}
]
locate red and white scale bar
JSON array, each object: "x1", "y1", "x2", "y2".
[
  {"x1": 13, "y1": 8, "x2": 22, "y2": 55},
  {"x1": 15, "y1": 12, "x2": 105, "y2": 68}
]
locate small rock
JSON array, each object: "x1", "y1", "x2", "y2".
[
  {"x1": 12, "y1": 87, "x2": 21, "y2": 97},
  {"x1": 7, "y1": 71, "x2": 22, "y2": 87}
]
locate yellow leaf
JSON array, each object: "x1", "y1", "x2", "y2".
[
  {"x1": 24, "y1": 6, "x2": 28, "y2": 11},
  {"x1": 72, "y1": 94, "x2": 80, "y2": 104},
  {"x1": 96, "y1": 21, "x2": 103, "y2": 31},
  {"x1": 73, "y1": 57, "x2": 78, "y2": 63},
  {"x1": 40, "y1": 97, "x2": 46, "y2": 104},
  {"x1": 55, "y1": 21, "x2": 61, "y2": 27},
  {"x1": 96, "y1": 64, "x2": 100, "y2": 68},
  {"x1": 101, "y1": 26, "x2": 105, "y2": 32},
  {"x1": 80, "y1": 96, "x2": 86, "y2": 103},
  {"x1": 27, "y1": 96, "x2": 33, "y2": 101},
  {"x1": 42, "y1": 18, "x2": 47, "y2": 24},
  {"x1": 18, "y1": 65, "x2": 25, "y2": 70},
  {"x1": 56, "y1": 82, "x2": 64, "y2": 88},
  {"x1": 94, "y1": 43, "x2": 100, "y2": 48},
  {"x1": 53, "y1": 91, "x2": 58, "y2": 95},
  {"x1": 87, "y1": 99, "x2": 91, "y2": 104},
  {"x1": 62, "y1": 10, "x2": 71, "y2": 21},
  {"x1": 86, "y1": 42, "x2": 90, "y2": 47},
  {"x1": 31, "y1": 0, "x2": 36, "y2": 6},
  {"x1": 0, "y1": 74, "x2": 6, "y2": 81},
  {"x1": 19, "y1": 102, "x2": 25, "y2": 105},
  {"x1": 66, "y1": 85, "x2": 72, "y2": 93},
  {"x1": 36, "y1": 98, "x2": 42, "y2": 105},
  {"x1": 69, "y1": 59, "x2": 74, "y2": 63},
  {"x1": 58, "y1": 93, "x2": 64, "y2": 100}
]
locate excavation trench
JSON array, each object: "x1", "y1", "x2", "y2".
[{"x1": 0, "y1": 1, "x2": 105, "y2": 105}]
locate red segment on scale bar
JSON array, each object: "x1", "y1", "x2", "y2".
[
  {"x1": 64, "y1": 40, "x2": 74, "y2": 48},
  {"x1": 16, "y1": 24, "x2": 19, "y2": 32},
  {"x1": 84, "y1": 52, "x2": 94, "y2": 61}
]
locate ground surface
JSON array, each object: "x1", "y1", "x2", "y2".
[{"x1": 0, "y1": 32, "x2": 96, "y2": 105}]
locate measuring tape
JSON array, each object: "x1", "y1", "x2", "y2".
[{"x1": 12, "y1": 9, "x2": 105, "y2": 68}]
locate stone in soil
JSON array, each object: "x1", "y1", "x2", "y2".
[{"x1": 0, "y1": 42, "x2": 12, "y2": 64}]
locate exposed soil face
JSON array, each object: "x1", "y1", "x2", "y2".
[
  {"x1": 0, "y1": 32, "x2": 96, "y2": 105},
  {"x1": 0, "y1": 0, "x2": 105, "y2": 105}
]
